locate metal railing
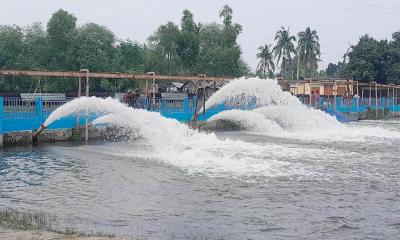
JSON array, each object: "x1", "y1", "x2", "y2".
[{"x1": 2, "y1": 95, "x2": 400, "y2": 118}]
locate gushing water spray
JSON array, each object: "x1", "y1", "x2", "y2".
[{"x1": 201, "y1": 77, "x2": 299, "y2": 113}]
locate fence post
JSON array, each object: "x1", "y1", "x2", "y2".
[
  {"x1": 0, "y1": 97, "x2": 3, "y2": 147},
  {"x1": 36, "y1": 97, "x2": 43, "y2": 123},
  {"x1": 184, "y1": 97, "x2": 189, "y2": 113},
  {"x1": 162, "y1": 99, "x2": 167, "y2": 113},
  {"x1": 192, "y1": 95, "x2": 197, "y2": 113},
  {"x1": 336, "y1": 96, "x2": 342, "y2": 110}
]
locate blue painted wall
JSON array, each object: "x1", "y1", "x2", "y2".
[
  {"x1": 0, "y1": 97, "x2": 229, "y2": 134},
  {"x1": 1, "y1": 96, "x2": 400, "y2": 134}
]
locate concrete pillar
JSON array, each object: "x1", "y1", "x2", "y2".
[
  {"x1": 152, "y1": 74, "x2": 156, "y2": 109},
  {"x1": 76, "y1": 77, "x2": 81, "y2": 129},
  {"x1": 85, "y1": 70, "x2": 89, "y2": 141},
  {"x1": 0, "y1": 97, "x2": 3, "y2": 148},
  {"x1": 80, "y1": 69, "x2": 89, "y2": 141},
  {"x1": 333, "y1": 80, "x2": 337, "y2": 111},
  {"x1": 369, "y1": 84, "x2": 372, "y2": 107},
  {"x1": 375, "y1": 83, "x2": 378, "y2": 119}
]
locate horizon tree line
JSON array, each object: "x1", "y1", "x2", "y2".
[
  {"x1": 0, "y1": 5, "x2": 249, "y2": 93},
  {"x1": 0, "y1": 6, "x2": 399, "y2": 93}
]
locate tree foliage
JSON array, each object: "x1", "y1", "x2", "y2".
[
  {"x1": 256, "y1": 44, "x2": 275, "y2": 78},
  {"x1": 273, "y1": 27, "x2": 296, "y2": 78},
  {"x1": 324, "y1": 33, "x2": 400, "y2": 84},
  {"x1": 0, "y1": 6, "x2": 249, "y2": 93},
  {"x1": 147, "y1": 5, "x2": 248, "y2": 77},
  {"x1": 297, "y1": 27, "x2": 320, "y2": 78}
]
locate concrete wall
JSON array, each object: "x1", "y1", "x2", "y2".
[{"x1": 3, "y1": 131, "x2": 32, "y2": 146}]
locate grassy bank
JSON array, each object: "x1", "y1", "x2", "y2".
[{"x1": 0, "y1": 208, "x2": 115, "y2": 238}]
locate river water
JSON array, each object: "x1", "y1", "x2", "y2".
[
  {"x1": 2, "y1": 78, "x2": 400, "y2": 239},
  {"x1": 1, "y1": 120, "x2": 399, "y2": 240}
]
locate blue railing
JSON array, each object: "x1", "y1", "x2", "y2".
[
  {"x1": 299, "y1": 96, "x2": 400, "y2": 113},
  {"x1": 1, "y1": 95, "x2": 399, "y2": 134},
  {"x1": 0, "y1": 96, "x2": 231, "y2": 134}
]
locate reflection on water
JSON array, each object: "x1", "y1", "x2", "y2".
[{"x1": 1, "y1": 121, "x2": 400, "y2": 239}]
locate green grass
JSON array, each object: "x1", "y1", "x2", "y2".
[
  {"x1": 0, "y1": 208, "x2": 115, "y2": 238},
  {"x1": 0, "y1": 208, "x2": 229, "y2": 239}
]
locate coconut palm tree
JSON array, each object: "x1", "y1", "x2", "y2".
[
  {"x1": 256, "y1": 44, "x2": 275, "y2": 78},
  {"x1": 297, "y1": 27, "x2": 321, "y2": 78},
  {"x1": 273, "y1": 27, "x2": 296, "y2": 77}
]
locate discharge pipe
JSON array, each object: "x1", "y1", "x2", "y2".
[{"x1": 32, "y1": 124, "x2": 46, "y2": 138}]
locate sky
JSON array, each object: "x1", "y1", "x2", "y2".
[{"x1": 1, "y1": 0, "x2": 400, "y2": 71}]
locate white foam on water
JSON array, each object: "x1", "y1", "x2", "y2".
[
  {"x1": 41, "y1": 78, "x2": 400, "y2": 179},
  {"x1": 44, "y1": 97, "x2": 197, "y2": 146},
  {"x1": 203, "y1": 77, "x2": 299, "y2": 112},
  {"x1": 205, "y1": 78, "x2": 400, "y2": 141},
  {"x1": 207, "y1": 109, "x2": 284, "y2": 134},
  {"x1": 43, "y1": 96, "x2": 317, "y2": 178}
]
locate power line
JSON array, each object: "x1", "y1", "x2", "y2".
[
  {"x1": 311, "y1": 0, "x2": 400, "y2": 15},
  {"x1": 346, "y1": 0, "x2": 400, "y2": 13}
]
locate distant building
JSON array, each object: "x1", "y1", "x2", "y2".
[
  {"x1": 286, "y1": 78, "x2": 356, "y2": 97},
  {"x1": 166, "y1": 82, "x2": 185, "y2": 93}
]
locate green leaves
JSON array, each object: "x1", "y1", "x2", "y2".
[
  {"x1": 146, "y1": 5, "x2": 247, "y2": 77},
  {"x1": 347, "y1": 35, "x2": 391, "y2": 83},
  {"x1": 256, "y1": 44, "x2": 275, "y2": 78},
  {"x1": 73, "y1": 23, "x2": 116, "y2": 72},
  {"x1": 0, "y1": 6, "x2": 250, "y2": 93},
  {"x1": 297, "y1": 27, "x2": 321, "y2": 78},
  {"x1": 273, "y1": 27, "x2": 296, "y2": 77}
]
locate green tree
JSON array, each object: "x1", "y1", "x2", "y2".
[
  {"x1": 73, "y1": 23, "x2": 116, "y2": 71},
  {"x1": 46, "y1": 9, "x2": 77, "y2": 70},
  {"x1": 176, "y1": 10, "x2": 200, "y2": 73},
  {"x1": 73, "y1": 23, "x2": 116, "y2": 91},
  {"x1": 325, "y1": 62, "x2": 346, "y2": 78},
  {"x1": 273, "y1": 27, "x2": 296, "y2": 77},
  {"x1": 0, "y1": 25, "x2": 24, "y2": 91},
  {"x1": 147, "y1": 22, "x2": 180, "y2": 74},
  {"x1": 0, "y1": 25, "x2": 23, "y2": 68},
  {"x1": 297, "y1": 27, "x2": 320, "y2": 78},
  {"x1": 197, "y1": 5, "x2": 247, "y2": 77},
  {"x1": 112, "y1": 40, "x2": 145, "y2": 72},
  {"x1": 112, "y1": 40, "x2": 146, "y2": 91},
  {"x1": 256, "y1": 44, "x2": 275, "y2": 78},
  {"x1": 388, "y1": 32, "x2": 400, "y2": 84},
  {"x1": 16, "y1": 23, "x2": 50, "y2": 69},
  {"x1": 347, "y1": 35, "x2": 390, "y2": 83}
]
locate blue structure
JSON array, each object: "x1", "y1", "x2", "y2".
[
  {"x1": 0, "y1": 97, "x2": 229, "y2": 134},
  {"x1": 1, "y1": 95, "x2": 400, "y2": 135}
]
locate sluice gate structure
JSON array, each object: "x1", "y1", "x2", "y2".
[
  {"x1": 1, "y1": 70, "x2": 400, "y2": 147},
  {"x1": 0, "y1": 69, "x2": 231, "y2": 147}
]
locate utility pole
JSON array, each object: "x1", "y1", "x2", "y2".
[
  {"x1": 80, "y1": 69, "x2": 90, "y2": 142},
  {"x1": 374, "y1": 81, "x2": 378, "y2": 119},
  {"x1": 296, "y1": 48, "x2": 300, "y2": 80},
  {"x1": 147, "y1": 72, "x2": 156, "y2": 109},
  {"x1": 309, "y1": 78, "x2": 312, "y2": 107},
  {"x1": 333, "y1": 80, "x2": 337, "y2": 112},
  {"x1": 76, "y1": 77, "x2": 81, "y2": 129},
  {"x1": 369, "y1": 82, "x2": 372, "y2": 107}
]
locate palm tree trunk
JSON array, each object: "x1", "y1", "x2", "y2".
[{"x1": 296, "y1": 50, "x2": 300, "y2": 80}]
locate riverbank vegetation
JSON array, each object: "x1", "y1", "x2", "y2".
[
  {"x1": 0, "y1": 208, "x2": 115, "y2": 238},
  {"x1": 0, "y1": 5, "x2": 247, "y2": 93},
  {"x1": 256, "y1": 27, "x2": 400, "y2": 85},
  {"x1": 1, "y1": 5, "x2": 399, "y2": 92}
]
